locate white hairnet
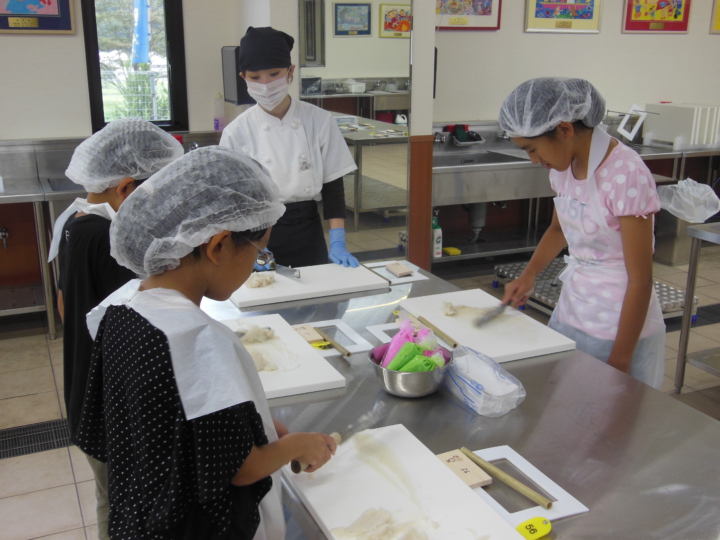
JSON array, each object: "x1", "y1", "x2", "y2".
[
  {"x1": 65, "y1": 118, "x2": 184, "y2": 193},
  {"x1": 110, "y1": 146, "x2": 285, "y2": 276},
  {"x1": 498, "y1": 78, "x2": 606, "y2": 138}
]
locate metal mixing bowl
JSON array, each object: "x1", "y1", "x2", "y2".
[{"x1": 368, "y1": 345, "x2": 454, "y2": 398}]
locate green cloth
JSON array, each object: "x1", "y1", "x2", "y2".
[
  {"x1": 398, "y1": 355, "x2": 437, "y2": 372},
  {"x1": 386, "y1": 342, "x2": 422, "y2": 371}
]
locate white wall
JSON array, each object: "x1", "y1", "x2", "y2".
[
  {"x1": 433, "y1": 0, "x2": 720, "y2": 123},
  {"x1": 0, "y1": 0, "x2": 91, "y2": 140},
  {"x1": 300, "y1": 0, "x2": 410, "y2": 79},
  {"x1": 409, "y1": 0, "x2": 435, "y2": 136},
  {"x1": 183, "y1": 0, "x2": 236, "y2": 132}
]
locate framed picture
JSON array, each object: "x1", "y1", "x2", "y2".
[
  {"x1": 380, "y1": 4, "x2": 411, "y2": 38},
  {"x1": 436, "y1": 0, "x2": 502, "y2": 31},
  {"x1": 622, "y1": 0, "x2": 692, "y2": 34},
  {"x1": 712, "y1": 0, "x2": 720, "y2": 34},
  {"x1": 525, "y1": 0, "x2": 601, "y2": 33},
  {"x1": 0, "y1": 0, "x2": 75, "y2": 34},
  {"x1": 334, "y1": 3, "x2": 372, "y2": 37}
]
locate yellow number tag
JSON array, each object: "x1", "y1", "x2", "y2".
[{"x1": 516, "y1": 517, "x2": 552, "y2": 539}]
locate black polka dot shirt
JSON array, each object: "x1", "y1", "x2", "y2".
[{"x1": 75, "y1": 306, "x2": 272, "y2": 540}]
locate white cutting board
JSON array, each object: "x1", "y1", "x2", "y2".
[
  {"x1": 218, "y1": 314, "x2": 345, "y2": 399},
  {"x1": 401, "y1": 289, "x2": 575, "y2": 363},
  {"x1": 284, "y1": 424, "x2": 522, "y2": 540},
  {"x1": 230, "y1": 264, "x2": 389, "y2": 309}
]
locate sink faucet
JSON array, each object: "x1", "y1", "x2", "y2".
[
  {"x1": 434, "y1": 132, "x2": 446, "y2": 144},
  {"x1": 374, "y1": 80, "x2": 386, "y2": 90},
  {"x1": 497, "y1": 131, "x2": 511, "y2": 141}
]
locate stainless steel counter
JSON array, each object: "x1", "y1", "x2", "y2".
[
  {"x1": 201, "y1": 271, "x2": 720, "y2": 540},
  {"x1": 332, "y1": 114, "x2": 409, "y2": 231},
  {"x1": 0, "y1": 177, "x2": 45, "y2": 204}
]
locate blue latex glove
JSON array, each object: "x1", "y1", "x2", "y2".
[{"x1": 329, "y1": 228, "x2": 359, "y2": 267}]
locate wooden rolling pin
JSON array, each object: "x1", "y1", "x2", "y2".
[
  {"x1": 417, "y1": 316, "x2": 458, "y2": 349},
  {"x1": 313, "y1": 327, "x2": 352, "y2": 357},
  {"x1": 460, "y1": 447, "x2": 553, "y2": 510}
]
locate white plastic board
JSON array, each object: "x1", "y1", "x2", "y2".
[
  {"x1": 283, "y1": 425, "x2": 523, "y2": 540},
  {"x1": 303, "y1": 319, "x2": 374, "y2": 357},
  {"x1": 230, "y1": 264, "x2": 389, "y2": 309},
  {"x1": 364, "y1": 260, "x2": 430, "y2": 285},
  {"x1": 473, "y1": 446, "x2": 589, "y2": 527},
  {"x1": 218, "y1": 314, "x2": 345, "y2": 399},
  {"x1": 400, "y1": 289, "x2": 575, "y2": 363}
]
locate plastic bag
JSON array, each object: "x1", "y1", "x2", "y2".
[
  {"x1": 657, "y1": 179, "x2": 720, "y2": 223},
  {"x1": 444, "y1": 346, "x2": 526, "y2": 418}
]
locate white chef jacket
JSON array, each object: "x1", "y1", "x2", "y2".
[{"x1": 220, "y1": 99, "x2": 357, "y2": 204}]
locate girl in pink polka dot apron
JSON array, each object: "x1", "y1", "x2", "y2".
[
  {"x1": 499, "y1": 78, "x2": 665, "y2": 389},
  {"x1": 548, "y1": 127, "x2": 665, "y2": 388}
]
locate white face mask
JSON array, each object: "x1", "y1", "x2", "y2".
[{"x1": 246, "y1": 74, "x2": 290, "y2": 111}]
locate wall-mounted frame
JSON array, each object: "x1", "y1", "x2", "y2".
[
  {"x1": 711, "y1": 0, "x2": 720, "y2": 34},
  {"x1": 525, "y1": 0, "x2": 600, "y2": 33},
  {"x1": 300, "y1": 0, "x2": 326, "y2": 66},
  {"x1": 435, "y1": 0, "x2": 501, "y2": 31},
  {"x1": 380, "y1": 3, "x2": 411, "y2": 38},
  {"x1": 622, "y1": 0, "x2": 692, "y2": 34},
  {"x1": 334, "y1": 2, "x2": 371, "y2": 36},
  {"x1": 0, "y1": 0, "x2": 75, "y2": 34}
]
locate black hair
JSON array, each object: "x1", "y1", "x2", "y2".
[
  {"x1": 528, "y1": 120, "x2": 592, "y2": 140},
  {"x1": 191, "y1": 228, "x2": 268, "y2": 258}
]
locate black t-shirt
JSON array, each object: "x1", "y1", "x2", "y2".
[
  {"x1": 76, "y1": 306, "x2": 271, "y2": 540},
  {"x1": 58, "y1": 213, "x2": 135, "y2": 439}
]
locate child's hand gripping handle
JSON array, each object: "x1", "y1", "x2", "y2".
[{"x1": 291, "y1": 432, "x2": 342, "y2": 474}]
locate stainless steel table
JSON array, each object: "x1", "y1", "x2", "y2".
[
  {"x1": 331, "y1": 114, "x2": 408, "y2": 232},
  {"x1": 202, "y1": 271, "x2": 720, "y2": 539},
  {"x1": 675, "y1": 222, "x2": 720, "y2": 393},
  {"x1": 0, "y1": 177, "x2": 57, "y2": 338}
]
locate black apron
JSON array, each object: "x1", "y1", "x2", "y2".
[{"x1": 268, "y1": 200, "x2": 328, "y2": 267}]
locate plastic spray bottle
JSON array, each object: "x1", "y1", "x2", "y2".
[{"x1": 432, "y1": 216, "x2": 442, "y2": 258}]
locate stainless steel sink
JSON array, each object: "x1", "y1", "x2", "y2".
[
  {"x1": 40, "y1": 177, "x2": 86, "y2": 201},
  {"x1": 432, "y1": 151, "x2": 528, "y2": 168}
]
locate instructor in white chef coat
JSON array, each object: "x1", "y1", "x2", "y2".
[{"x1": 220, "y1": 26, "x2": 359, "y2": 269}]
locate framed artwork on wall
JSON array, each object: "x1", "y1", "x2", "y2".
[
  {"x1": 525, "y1": 0, "x2": 601, "y2": 33},
  {"x1": 0, "y1": 0, "x2": 75, "y2": 34},
  {"x1": 334, "y1": 3, "x2": 372, "y2": 37},
  {"x1": 711, "y1": 0, "x2": 720, "y2": 33},
  {"x1": 380, "y1": 4, "x2": 411, "y2": 38},
  {"x1": 435, "y1": 0, "x2": 502, "y2": 31},
  {"x1": 622, "y1": 0, "x2": 692, "y2": 34}
]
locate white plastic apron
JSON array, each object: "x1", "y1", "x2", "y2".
[
  {"x1": 48, "y1": 198, "x2": 116, "y2": 262},
  {"x1": 549, "y1": 127, "x2": 665, "y2": 388},
  {"x1": 255, "y1": 107, "x2": 320, "y2": 204}
]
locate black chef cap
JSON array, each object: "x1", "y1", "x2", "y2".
[{"x1": 238, "y1": 26, "x2": 294, "y2": 72}]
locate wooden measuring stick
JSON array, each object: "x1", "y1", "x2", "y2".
[
  {"x1": 460, "y1": 448, "x2": 553, "y2": 510},
  {"x1": 417, "y1": 316, "x2": 458, "y2": 349},
  {"x1": 313, "y1": 327, "x2": 352, "y2": 357}
]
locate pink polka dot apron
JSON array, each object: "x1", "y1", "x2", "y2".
[{"x1": 549, "y1": 127, "x2": 665, "y2": 388}]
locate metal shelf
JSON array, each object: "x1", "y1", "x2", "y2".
[
  {"x1": 0, "y1": 284, "x2": 47, "y2": 316},
  {"x1": 432, "y1": 231, "x2": 543, "y2": 264}
]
